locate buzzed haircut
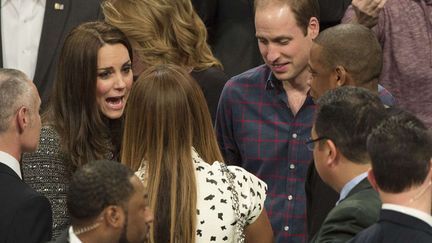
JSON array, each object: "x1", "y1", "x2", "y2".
[
  {"x1": 314, "y1": 24, "x2": 382, "y2": 85},
  {"x1": 0, "y1": 68, "x2": 31, "y2": 132},
  {"x1": 67, "y1": 160, "x2": 135, "y2": 221},
  {"x1": 367, "y1": 109, "x2": 432, "y2": 193},
  {"x1": 254, "y1": 0, "x2": 320, "y2": 35},
  {"x1": 315, "y1": 86, "x2": 386, "y2": 163}
]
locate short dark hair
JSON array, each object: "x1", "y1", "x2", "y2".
[
  {"x1": 313, "y1": 24, "x2": 382, "y2": 85},
  {"x1": 67, "y1": 160, "x2": 135, "y2": 221},
  {"x1": 367, "y1": 109, "x2": 432, "y2": 193},
  {"x1": 255, "y1": 0, "x2": 320, "y2": 35},
  {"x1": 315, "y1": 86, "x2": 385, "y2": 163}
]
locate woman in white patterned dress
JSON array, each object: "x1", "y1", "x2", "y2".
[{"x1": 121, "y1": 64, "x2": 273, "y2": 243}]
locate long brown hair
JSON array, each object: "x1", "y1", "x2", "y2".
[
  {"x1": 45, "y1": 21, "x2": 133, "y2": 169},
  {"x1": 102, "y1": 0, "x2": 222, "y2": 72},
  {"x1": 121, "y1": 64, "x2": 223, "y2": 242}
]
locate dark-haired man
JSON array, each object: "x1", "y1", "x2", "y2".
[
  {"x1": 0, "y1": 68, "x2": 52, "y2": 242},
  {"x1": 343, "y1": 0, "x2": 432, "y2": 128},
  {"x1": 215, "y1": 0, "x2": 319, "y2": 241},
  {"x1": 53, "y1": 160, "x2": 154, "y2": 243},
  {"x1": 349, "y1": 109, "x2": 432, "y2": 242},
  {"x1": 308, "y1": 87, "x2": 384, "y2": 242},
  {"x1": 305, "y1": 23, "x2": 395, "y2": 239}
]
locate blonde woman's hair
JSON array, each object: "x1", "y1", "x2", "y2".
[
  {"x1": 103, "y1": 0, "x2": 222, "y2": 72},
  {"x1": 121, "y1": 64, "x2": 223, "y2": 242}
]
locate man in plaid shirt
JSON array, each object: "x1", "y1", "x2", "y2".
[{"x1": 215, "y1": 0, "x2": 320, "y2": 242}]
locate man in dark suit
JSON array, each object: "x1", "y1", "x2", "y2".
[
  {"x1": 308, "y1": 87, "x2": 385, "y2": 243},
  {"x1": 0, "y1": 0, "x2": 102, "y2": 109},
  {"x1": 0, "y1": 68, "x2": 52, "y2": 242},
  {"x1": 349, "y1": 109, "x2": 432, "y2": 243},
  {"x1": 51, "y1": 160, "x2": 154, "y2": 243}
]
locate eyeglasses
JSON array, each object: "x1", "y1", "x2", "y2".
[{"x1": 305, "y1": 136, "x2": 328, "y2": 151}]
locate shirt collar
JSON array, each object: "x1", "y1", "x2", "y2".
[
  {"x1": 69, "y1": 226, "x2": 83, "y2": 243},
  {"x1": 382, "y1": 203, "x2": 432, "y2": 227},
  {"x1": 0, "y1": 151, "x2": 21, "y2": 179},
  {"x1": 265, "y1": 72, "x2": 282, "y2": 91},
  {"x1": 336, "y1": 172, "x2": 368, "y2": 205}
]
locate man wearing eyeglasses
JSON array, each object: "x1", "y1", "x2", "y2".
[{"x1": 308, "y1": 87, "x2": 385, "y2": 243}]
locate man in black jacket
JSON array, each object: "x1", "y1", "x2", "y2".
[
  {"x1": 350, "y1": 109, "x2": 432, "y2": 243},
  {"x1": 0, "y1": 68, "x2": 52, "y2": 242}
]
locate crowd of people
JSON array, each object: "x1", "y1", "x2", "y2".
[{"x1": 0, "y1": 0, "x2": 430, "y2": 242}]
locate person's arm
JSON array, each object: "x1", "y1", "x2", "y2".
[
  {"x1": 215, "y1": 81, "x2": 243, "y2": 166},
  {"x1": 21, "y1": 126, "x2": 70, "y2": 237},
  {"x1": 342, "y1": 0, "x2": 387, "y2": 28},
  {"x1": 245, "y1": 208, "x2": 274, "y2": 243}
]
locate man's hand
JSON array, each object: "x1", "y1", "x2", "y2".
[{"x1": 352, "y1": 0, "x2": 388, "y2": 27}]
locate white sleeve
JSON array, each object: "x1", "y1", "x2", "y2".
[{"x1": 228, "y1": 165, "x2": 267, "y2": 225}]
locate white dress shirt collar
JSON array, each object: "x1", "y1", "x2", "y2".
[
  {"x1": 382, "y1": 203, "x2": 432, "y2": 227},
  {"x1": 0, "y1": 151, "x2": 22, "y2": 179},
  {"x1": 69, "y1": 226, "x2": 83, "y2": 243}
]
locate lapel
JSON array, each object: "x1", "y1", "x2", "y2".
[{"x1": 34, "y1": 0, "x2": 71, "y2": 87}]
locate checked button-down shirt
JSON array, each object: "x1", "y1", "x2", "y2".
[{"x1": 216, "y1": 64, "x2": 315, "y2": 243}]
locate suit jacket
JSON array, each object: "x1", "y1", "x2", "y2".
[
  {"x1": 309, "y1": 178, "x2": 381, "y2": 243},
  {"x1": 349, "y1": 209, "x2": 432, "y2": 243},
  {"x1": 192, "y1": 0, "x2": 263, "y2": 77},
  {"x1": 0, "y1": 163, "x2": 53, "y2": 243},
  {"x1": 0, "y1": 0, "x2": 102, "y2": 108}
]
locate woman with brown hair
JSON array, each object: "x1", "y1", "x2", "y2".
[
  {"x1": 122, "y1": 64, "x2": 273, "y2": 243},
  {"x1": 102, "y1": 0, "x2": 228, "y2": 122},
  {"x1": 21, "y1": 21, "x2": 134, "y2": 238}
]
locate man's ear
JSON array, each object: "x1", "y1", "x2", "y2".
[
  {"x1": 325, "y1": 139, "x2": 339, "y2": 168},
  {"x1": 308, "y1": 17, "x2": 320, "y2": 39},
  {"x1": 334, "y1": 66, "x2": 348, "y2": 87},
  {"x1": 368, "y1": 169, "x2": 379, "y2": 191},
  {"x1": 16, "y1": 106, "x2": 29, "y2": 133},
  {"x1": 104, "y1": 206, "x2": 126, "y2": 228}
]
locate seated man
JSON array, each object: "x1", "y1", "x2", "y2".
[
  {"x1": 350, "y1": 109, "x2": 432, "y2": 242},
  {"x1": 0, "y1": 68, "x2": 52, "y2": 242},
  {"x1": 309, "y1": 87, "x2": 385, "y2": 243},
  {"x1": 53, "y1": 160, "x2": 154, "y2": 243},
  {"x1": 305, "y1": 23, "x2": 395, "y2": 239}
]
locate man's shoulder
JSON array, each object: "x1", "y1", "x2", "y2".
[
  {"x1": 341, "y1": 180, "x2": 381, "y2": 211},
  {"x1": 0, "y1": 170, "x2": 49, "y2": 216},
  {"x1": 327, "y1": 180, "x2": 380, "y2": 222},
  {"x1": 228, "y1": 64, "x2": 271, "y2": 85},
  {"x1": 221, "y1": 64, "x2": 271, "y2": 99}
]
